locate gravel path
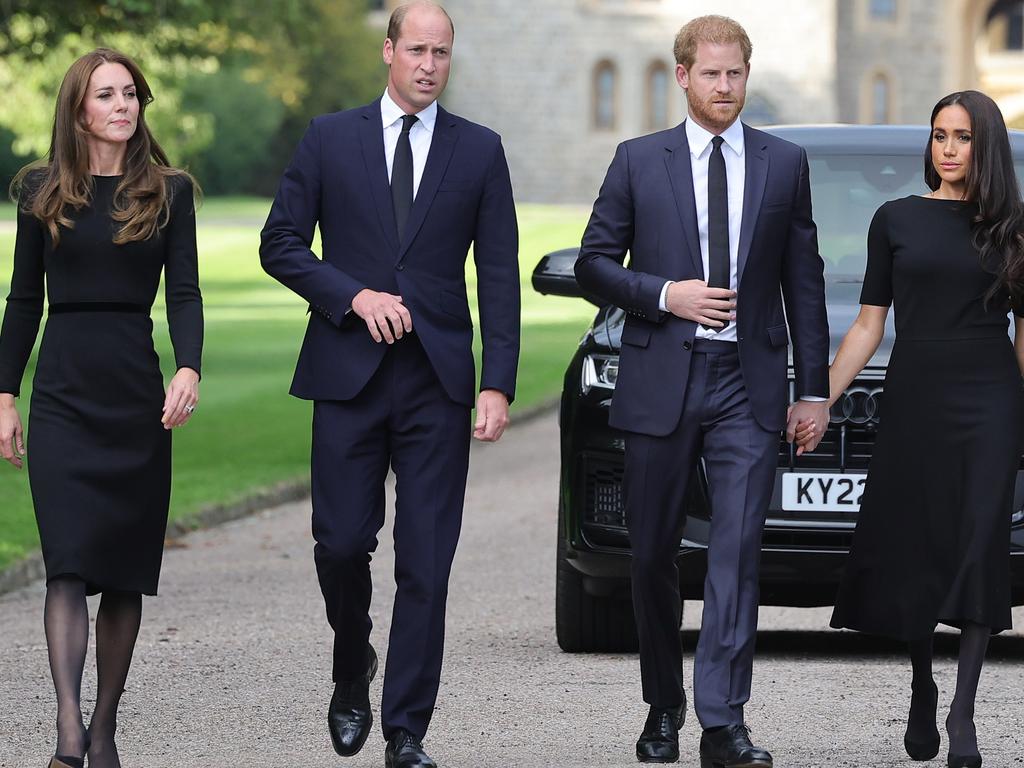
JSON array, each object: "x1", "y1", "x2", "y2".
[{"x1": 2, "y1": 412, "x2": 1022, "y2": 767}]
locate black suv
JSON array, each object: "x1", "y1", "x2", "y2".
[{"x1": 534, "y1": 125, "x2": 1024, "y2": 653}]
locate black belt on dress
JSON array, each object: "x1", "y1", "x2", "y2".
[{"x1": 48, "y1": 301, "x2": 149, "y2": 315}]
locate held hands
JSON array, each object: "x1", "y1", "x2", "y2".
[
  {"x1": 162, "y1": 367, "x2": 200, "y2": 430},
  {"x1": 665, "y1": 280, "x2": 736, "y2": 327},
  {"x1": 352, "y1": 288, "x2": 413, "y2": 344},
  {"x1": 0, "y1": 394, "x2": 24, "y2": 469},
  {"x1": 786, "y1": 400, "x2": 830, "y2": 456},
  {"x1": 474, "y1": 389, "x2": 510, "y2": 442}
]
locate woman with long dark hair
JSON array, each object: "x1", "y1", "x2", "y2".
[
  {"x1": 802, "y1": 90, "x2": 1024, "y2": 767},
  {"x1": 0, "y1": 49, "x2": 202, "y2": 768}
]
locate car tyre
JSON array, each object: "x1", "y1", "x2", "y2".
[{"x1": 556, "y1": 505, "x2": 640, "y2": 653}]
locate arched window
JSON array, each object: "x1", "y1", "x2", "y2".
[
  {"x1": 870, "y1": 73, "x2": 891, "y2": 123},
  {"x1": 987, "y1": 0, "x2": 1024, "y2": 52},
  {"x1": 645, "y1": 61, "x2": 670, "y2": 131},
  {"x1": 593, "y1": 60, "x2": 617, "y2": 131}
]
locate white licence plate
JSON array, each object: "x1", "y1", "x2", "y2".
[{"x1": 781, "y1": 473, "x2": 866, "y2": 512}]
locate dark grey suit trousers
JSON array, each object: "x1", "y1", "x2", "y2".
[{"x1": 624, "y1": 339, "x2": 779, "y2": 728}]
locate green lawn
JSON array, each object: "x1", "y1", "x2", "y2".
[{"x1": 0, "y1": 200, "x2": 595, "y2": 571}]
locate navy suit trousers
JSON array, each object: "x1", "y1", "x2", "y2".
[
  {"x1": 311, "y1": 333, "x2": 470, "y2": 740},
  {"x1": 624, "y1": 341, "x2": 779, "y2": 728}
]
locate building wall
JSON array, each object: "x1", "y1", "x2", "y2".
[
  {"x1": 370, "y1": 0, "x2": 1024, "y2": 201},
  {"x1": 440, "y1": 0, "x2": 838, "y2": 202}
]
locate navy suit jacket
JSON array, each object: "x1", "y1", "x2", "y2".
[
  {"x1": 260, "y1": 100, "x2": 520, "y2": 408},
  {"x1": 575, "y1": 122, "x2": 829, "y2": 436}
]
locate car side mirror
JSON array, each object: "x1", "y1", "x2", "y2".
[{"x1": 531, "y1": 248, "x2": 604, "y2": 307}]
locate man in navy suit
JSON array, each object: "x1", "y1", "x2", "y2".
[
  {"x1": 576, "y1": 15, "x2": 829, "y2": 767},
  {"x1": 260, "y1": 2, "x2": 519, "y2": 765}
]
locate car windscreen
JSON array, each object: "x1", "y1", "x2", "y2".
[{"x1": 807, "y1": 152, "x2": 1024, "y2": 281}]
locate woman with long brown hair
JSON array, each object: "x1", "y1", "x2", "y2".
[
  {"x1": 800, "y1": 90, "x2": 1024, "y2": 767},
  {"x1": 0, "y1": 49, "x2": 202, "y2": 768}
]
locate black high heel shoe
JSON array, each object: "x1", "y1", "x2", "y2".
[
  {"x1": 947, "y1": 753, "x2": 982, "y2": 768},
  {"x1": 904, "y1": 679, "x2": 940, "y2": 760},
  {"x1": 47, "y1": 729, "x2": 89, "y2": 768}
]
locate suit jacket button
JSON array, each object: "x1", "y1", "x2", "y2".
[
  {"x1": 683, "y1": 341, "x2": 692, "y2": 350},
  {"x1": 396, "y1": 264, "x2": 404, "y2": 271}
]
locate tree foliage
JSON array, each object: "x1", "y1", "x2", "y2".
[{"x1": 0, "y1": 0, "x2": 384, "y2": 194}]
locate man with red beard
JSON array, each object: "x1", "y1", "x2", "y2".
[{"x1": 576, "y1": 15, "x2": 829, "y2": 767}]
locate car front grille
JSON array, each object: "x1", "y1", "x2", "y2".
[
  {"x1": 778, "y1": 422, "x2": 877, "y2": 471},
  {"x1": 583, "y1": 455, "x2": 625, "y2": 528},
  {"x1": 779, "y1": 378, "x2": 880, "y2": 471}
]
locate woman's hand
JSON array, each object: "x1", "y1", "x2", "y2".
[
  {"x1": 162, "y1": 367, "x2": 200, "y2": 430},
  {"x1": 0, "y1": 394, "x2": 25, "y2": 468}
]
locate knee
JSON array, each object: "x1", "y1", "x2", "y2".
[
  {"x1": 314, "y1": 535, "x2": 375, "y2": 568},
  {"x1": 630, "y1": 546, "x2": 674, "y2": 582}
]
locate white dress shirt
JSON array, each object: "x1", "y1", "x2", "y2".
[
  {"x1": 381, "y1": 89, "x2": 437, "y2": 198},
  {"x1": 660, "y1": 116, "x2": 745, "y2": 343}
]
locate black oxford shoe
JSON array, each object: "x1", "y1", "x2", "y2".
[
  {"x1": 385, "y1": 729, "x2": 437, "y2": 768},
  {"x1": 636, "y1": 699, "x2": 686, "y2": 763},
  {"x1": 699, "y1": 724, "x2": 772, "y2": 768},
  {"x1": 328, "y1": 645, "x2": 378, "y2": 757}
]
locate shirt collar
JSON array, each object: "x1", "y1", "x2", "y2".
[
  {"x1": 380, "y1": 89, "x2": 438, "y2": 134},
  {"x1": 685, "y1": 115, "x2": 744, "y2": 159}
]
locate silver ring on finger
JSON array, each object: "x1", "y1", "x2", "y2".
[{"x1": 185, "y1": 404, "x2": 195, "y2": 414}]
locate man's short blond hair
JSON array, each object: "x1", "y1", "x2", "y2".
[
  {"x1": 673, "y1": 15, "x2": 752, "y2": 69},
  {"x1": 387, "y1": 1, "x2": 454, "y2": 44}
]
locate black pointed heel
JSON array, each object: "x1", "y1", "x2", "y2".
[
  {"x1": 947, "y1": 754, "x2": 981, "y2": 768},
  {"x1": 905, "y1": 737, "x2": 940, "y2": 761}
]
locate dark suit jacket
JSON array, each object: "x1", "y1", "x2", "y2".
[
  {"x1": 575, "y1": 122, "x2": 829, "y2": 436},
  {"x1": 260, "y1": 100, "x2": 520, "y2": 408}
]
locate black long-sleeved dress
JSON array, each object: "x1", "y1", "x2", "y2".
[
  {"x1": 0, "y1": 172, "x2": 203, "y2": 595},
  {"x1": 830, "y1": 195, "x2": 1024, "y2": 638}
]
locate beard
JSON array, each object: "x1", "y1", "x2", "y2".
[{"x1": 687, "y1": 90, "x2": 744, "y2": 132}]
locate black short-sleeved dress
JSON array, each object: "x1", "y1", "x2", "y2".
[
  {"x1": 0, "y1": 172, "x2": 203, "y2": 595},
  {"x1": 830, "y1": 195, "x2": 1024, "y2": 639}
]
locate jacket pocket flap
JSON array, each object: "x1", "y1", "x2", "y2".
[
  {"x1": 766, "y1": 323, "x2": 789, "y2": 347},
  {"x1": 620, "y1": 324, "x2": 651, "y2": 348}
]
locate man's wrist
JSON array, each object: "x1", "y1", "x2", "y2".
[{"x1": 658, "y1": 281, "x2": 673, "y2": 312}]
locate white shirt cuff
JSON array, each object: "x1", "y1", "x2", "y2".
[
  {"x1": 799, "y1": 396, "x2": 828, "y2": 402},
  {"x1": 658, "y1": 281, "x2": 672, "y2": 312}
]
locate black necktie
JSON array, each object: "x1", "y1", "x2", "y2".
[
  {"x1": 391, "y1": 113, "x2": 418, "y2": 240},
  {"x1": 707, "y1": 135, "x2": 729, "y2": 289},
  {"x1": 703, "y1": 135, "x2": 729, "y2": 331}
]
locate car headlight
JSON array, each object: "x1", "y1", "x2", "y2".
[{"x1": 581, "y1": 353, "x2": 619, "y2": 394}]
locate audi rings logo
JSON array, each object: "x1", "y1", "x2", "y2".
[{"x1": 831, "y1": 386, "x2": 883, "y2": 425}]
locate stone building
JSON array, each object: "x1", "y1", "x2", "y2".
[{"x1": 370, "y1": 0, "x2": 1024, "y2": 202}]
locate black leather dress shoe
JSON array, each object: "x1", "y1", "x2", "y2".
[
  {"x1": 699, "y1": 724, "x2": 772, "y2": 768},
  {"x1": 385, "y1": 729, "x2": 437, "y2": 768},
  {"x1": 328, "y1": 645, "x2": 378, "y2": 757},
  {"x1": 636, "y1": 700, "x2": 686, "y2": 763}
]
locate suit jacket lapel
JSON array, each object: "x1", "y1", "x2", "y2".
[
  {"x1": 664, "y1": 125, "x2": 704, "y2": 279},
  {"x1": 358, "y1": 101, "x2": 400, "y2": 253},
  {"x1": 737, "y1": 124, "x2": 768, "y2": 285},
  {"x1": 398, "y1": 105, "x2": 458, "y2": 261}
]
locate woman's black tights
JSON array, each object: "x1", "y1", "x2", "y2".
[
  {"x1": 43, "y1": 576, "x2": 143, "y2": 768},
  {"x1": 906, "y1": 623, "x2": 990, "y2": 759},
  {"x1": 44, "y1": 576, "x2": 89, "y2": 761},
  {"x1": 946, "y1": 622, "x2": 989, "y2": 758}
]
